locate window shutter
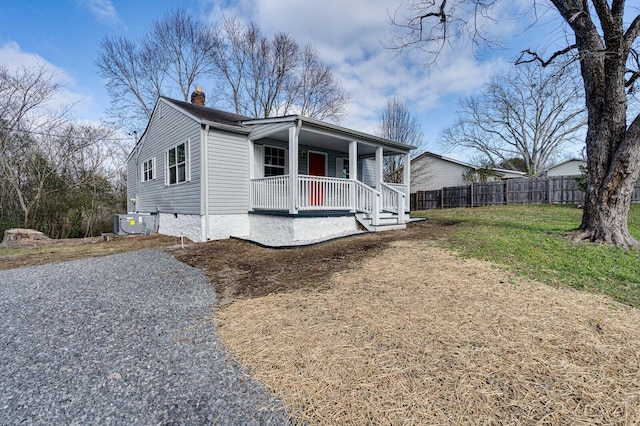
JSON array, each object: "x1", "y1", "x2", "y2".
[
  {"x1": 186, "y1": 139, "x2": 191, "y2": 182},
  {"x1": 254, "y1": 145, "x2": 263, "y2": 178},
  {"x1": 164, "y1": 151, "x2": 169, "y2": 186}
]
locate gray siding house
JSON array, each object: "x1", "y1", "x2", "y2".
[
  {"x1": 542, "y1": 158, "x2": 587, "y2": 177},
  {"x1": 410, "y1": 152, "x2": 526, "y2": 193},
  {"x1": 127, "y1": 92, "x2": 415, "y2": 245}
]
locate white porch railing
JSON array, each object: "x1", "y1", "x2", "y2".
[
  {"x1": 251, "y1": 175, "x2": 289, "y2": 210},
  {"x1": 387, "y1": 183, "x2": 409, "y2": 211},
  {"x1": 251, "y1": 175, "x2": 406, "y2": 224},
  {"x1": 381, "y1": 182, "x2": 406, "y2": 223},
  {"x1": 298, "y1": 175, "x2": 352, "y2": 211},
  {"x1": 353, "y1": 180, "x2": 377, "y2": 214}
]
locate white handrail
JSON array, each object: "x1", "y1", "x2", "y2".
[
  {"x1": 385, "y1": 182, "x2": 409, "y2": 212},
  {"x1": 353, "y1": 180, "x2": 379, "y2": 214},
  {"x1": 381, "y1": 182, "x2": 406, "y2": 224},
  {"x1": 251, "y1": 175, "x2": 289, "y2": 210}
]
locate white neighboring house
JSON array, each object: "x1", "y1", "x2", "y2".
[
  {"x1": 409, "y1": 151, "x2": 526, "y2": 192},
  {"x1": 542, "y1": 158, "x2": 587, "y2": 177},
  {"x1": 126, "y1": 91, "x2": 415, "y2": 245}
]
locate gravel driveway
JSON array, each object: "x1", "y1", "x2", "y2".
[{"x1": 0, "y1": 250, "x2": 290, "y2": 425}]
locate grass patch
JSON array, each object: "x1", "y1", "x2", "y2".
[{"x1": 413, "y1": 204, "x2": 640, "y2": 307}]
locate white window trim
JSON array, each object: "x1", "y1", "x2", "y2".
[
  {"x1": 141, "y1": 158, "x2": 156, "y2": 182},
  {"x1": 164, "y1": 140, "x2": 191, "y2": 186},
  {"x1": 263, "y1": 144, "x2": 288, "y2": 177},
  {"x1": 336, "y1": 157, "x2": 349, "y2": 179}
]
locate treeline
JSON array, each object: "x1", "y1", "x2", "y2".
[{"x1": 0, "y1": 64, "x2": 128, "y2": 239}]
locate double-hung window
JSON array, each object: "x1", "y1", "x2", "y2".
[
  {"x1": 264, "y1": 146, "x2": 286, "y2": 177},
  {"x1": 165, "y1": 141, "x2": 190, "y2": 185},
  {"x1": 141, "y1": 158, "x2": 155, "y2": 182}
]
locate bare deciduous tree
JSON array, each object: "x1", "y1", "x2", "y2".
[
  {"x1": 98, "y1": 12, "x2": 349, "y2": 126},
  {"x1": 375, "y1": 96, "x2": 424, "y2": 182},
  {"x1": 213, "y1": 18, "x2": 349, "y2": 120},
  {"x1": 390, "y1": 1, "x2": 640, "y2": 248},
  {"x1": 96, "y1": 35, "x2": 161, "y2": 126},
  {"x1": 0, "y1": 64, "x2": 126, "y2": 237},
  {"x1": 96, "y1": 8, "x2": 217, "y2": 128},
  {"x1": 286, "y1": 45, "x2": 350, "y2": 121},
  {"x1": 439, "y1": 62, "x2": 586, "y2": 176}
]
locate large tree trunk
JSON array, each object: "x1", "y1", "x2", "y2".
[
  {"x1": 571, "y1": 6, "x2": 640, "y2": 249},
  {"x1": 579, "y1": 150, "x2": 640, "y2": 248}
]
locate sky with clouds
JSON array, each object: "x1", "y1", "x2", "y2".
[{"x1": 0, "y1": 0, "x2": 577, "y2": 160}]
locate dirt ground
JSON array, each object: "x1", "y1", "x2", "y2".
[
  {"x1": 1, "y1": 221, "x2": 446, "y2": 304},
  {"x1": 4, "y1": 223, "x2": 640, "y2": 424},
  {"x1": 171, "y1": 222, "x2": 443, "y2": 305},
  {"x1": 0, "y1": 234, "x2": 186, "y2": 271}
]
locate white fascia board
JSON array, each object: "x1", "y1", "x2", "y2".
[
  {"x1": 242, "y1": 115, "x2": 415, "y2": 153},
  {"x1": 201, "y1": 119, "x2": 251, "y2": 135},
  {"x1": 300, "y1": 117, "x2": 415, "y2": 152}
]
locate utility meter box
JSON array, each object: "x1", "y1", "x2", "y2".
[{"x1": 113, "y1": 214, "x2": 145, "y2": 235}]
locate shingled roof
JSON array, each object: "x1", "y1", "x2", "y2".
[{"x1": 161, "y1": 97, "x2": 251, "y2": 127}]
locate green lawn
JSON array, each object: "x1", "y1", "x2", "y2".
[{"x1": 413, "y1": 204, "x2": 640, "y2": 308}]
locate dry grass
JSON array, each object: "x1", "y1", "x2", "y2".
[{"x1": 217, "y1": 240, "x2": 640, "y2": 424}]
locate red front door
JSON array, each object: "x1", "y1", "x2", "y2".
[{"x1": 308, "y1": 152, "x2": 326, "y2": 205}]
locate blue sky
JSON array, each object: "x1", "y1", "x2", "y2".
[{"x1": 0, "y1": 0, "x2": 580, "y2": 161}]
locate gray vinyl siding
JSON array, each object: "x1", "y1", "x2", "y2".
[
  {"x1": 207, "y1": 130, "x2": 250, "y2": 214},
  {"x1": 127, "y1": 102, "x2": 201, "y2": 215},
  {"x1": 298, "y1": 145, "x2": 347, "y2": 177},
  {"x1": 126, "y1": 158, "x2": 137, "y2": 212},
  {"x1": 411, "y1": 156, "x2": 470, "y2": 192},
  {"x1": 546, "y1": 160, "x2": 586, "y2": 177},
  {"x1": 361, "y1": 157, "x2": 377, "y2": 187}
]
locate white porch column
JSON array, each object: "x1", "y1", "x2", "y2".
[
  {"x1": 404, "y1": 152, "x2": 411, "y2": 211},
  {"x1": 248, "y1": 139, "x2": 254, "y2": 211},
  {"x1": 349, "y1": 140, "x2": 357, "y2": 212},
  {"x1": 288, "y1": 125, "x2": 299, "y2": 214},
  {"x1": 375, "y1": 146, "x2": 384, "y2": 191}
]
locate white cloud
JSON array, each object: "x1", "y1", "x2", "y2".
[
  {"x1": 0, "y1": 41, "x2": 96, "y2": 117},
  {"x1": 77, "y1": 0, "x2": 120, "y2": 23},
  {"x1": 202, "y1": 0, "x2": 515, "y2": 158}
]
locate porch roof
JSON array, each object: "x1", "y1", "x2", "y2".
[{"x1": 242, "y1": 116, "x2": 416, "y2": 156}]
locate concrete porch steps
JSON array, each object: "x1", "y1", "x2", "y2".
[{"x1": 355, "y1": 212, "x2": 407, "y2": 232}]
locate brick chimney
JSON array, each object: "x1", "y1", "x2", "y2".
[{"x1": 191, "y1": 86, "x2": 205, "y2": 106}]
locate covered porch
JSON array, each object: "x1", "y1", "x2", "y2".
[{"x1": 244, "y1": 116, "x2": 413, "y2": 227}]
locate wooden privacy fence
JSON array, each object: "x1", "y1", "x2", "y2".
[{"x1": 411, "y1": 175, "x2": 640, "y2": 210}]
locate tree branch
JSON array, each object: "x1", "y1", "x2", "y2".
[{"x1": 515, "y1": 45, "x2": 577, "y2": 67}]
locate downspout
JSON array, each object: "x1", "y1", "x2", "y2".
[
  {"x1": 203, "y1": 124, "x2": 210, "y2": 240},
  {"x1": 133, "y1": 131, "x2": 139, "y2": 213}
]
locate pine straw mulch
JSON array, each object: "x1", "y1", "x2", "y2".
[{"x1": 215, "y1": 239, "x2": 640, "y2": 425}]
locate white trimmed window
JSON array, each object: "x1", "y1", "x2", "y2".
[
  {"x1": 141, "y1": 158, "x2": 156, "y2": 182},
  {"x1": 165, "y1": 141, "x2": 190, "y2": 185},
  {"x1": 264, "y1": 146, "x2": 286, "y2": 177}
]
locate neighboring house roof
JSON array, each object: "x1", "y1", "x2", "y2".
[{"x1": 410, "y1": 151, "x2": 527, "y2": 178}]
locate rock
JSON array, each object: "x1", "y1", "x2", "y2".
[{"x1": 1, "y1": 228, "x2": 52, "y2": 247}]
